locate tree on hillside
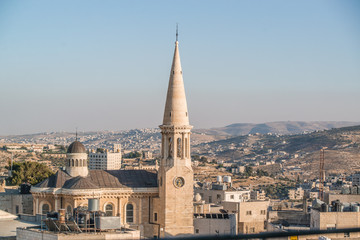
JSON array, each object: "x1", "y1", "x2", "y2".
[
  {"x1": 6, "y1": 161, "x2": 54, "y2": 186},
  {"x1": 256, "y1": 169, "x2": 269, "y2": 177},
  {"x1": 244, "y1": 166, "x2": 254, "y2": 177}
]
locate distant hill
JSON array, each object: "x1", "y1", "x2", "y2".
[
  {"x1": 193, "y1": 125, "x2": 360, "y2": 178},
  {"x1": 194, "y1": 121, "x2": 360, "y2": 136}
]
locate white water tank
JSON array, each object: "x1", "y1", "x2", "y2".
[
  {"x1": 223, "y1": 176, "x2": 231, "y2": 183},
  {"x1": 217, "y1": 176, "x2": 223, "y2": 183}
]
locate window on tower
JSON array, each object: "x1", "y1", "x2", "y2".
[
  {"x1": 168, "y1": 137, "x2": 172, "y2": 157},
  {"x1": 177, "y1": 138, "x2": 182, "y2": 158}
]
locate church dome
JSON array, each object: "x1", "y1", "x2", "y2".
[{"x1": 67, "y1": 141, "x2": 86, "y2": 153}]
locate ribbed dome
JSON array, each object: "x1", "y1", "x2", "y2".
[{"x1": 67, "y1": 141, "x2": 86, "y2": 153}]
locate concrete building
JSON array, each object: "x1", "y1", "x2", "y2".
[
  {"x1": 193, "y1": 213, "x2": 237, "y2": 236},
  {"x1": 324, "y1": 192, "x2": 360, "y2": 205},
  {"x1": 288, "y1": 187, "x2": 304, "y2": 200},
  {"x1": 195, "y1": 182, "x2": 250, "y2": 204},
  {"x1": 30, "y1": 37, "x2": 194, "y2": 238},
  {"x1": 221, "y1": 200, "x2": 270, "y2": 234},
  {"x1": 89, "y1": 144, "x2": 122, "y2": 170},
  {"x1": 310, "y1": 202, "x2": 360, "y2": 239},
  {"x1": 250, "y1": 190, "x2": 266, "y2": 201},
  {"x1": 192, "y1": 192, "x2": 237, "y2": 236},
  {"x1": 352, "y1": 173, "x2": 360, "y2": 186},
  {"x1": 142, "y1": 150, "x2": 153, "y2": 159}
]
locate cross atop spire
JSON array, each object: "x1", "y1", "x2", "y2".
[{"x1": 176, "y1": 23, "x2": 178, "y2": 42}]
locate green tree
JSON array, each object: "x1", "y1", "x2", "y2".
[
  {"x1": 245, "y1": 166, "x2": 253, "y2": 176},
  {"x1": 6, "y1": 161, "x2": 54, "y2": 186},
  {"x1": 256, "y1": 169, "x2": 269, "y2": 177},
  {"x1": 191, "y1": 155, "x2": 200, "y2": 161},
  {"x1": 126, "y1": 151, "x2": 141, "y2": 158},
  {"x1": 96, "y1": 148, "x2": 106, "y2": 153}
]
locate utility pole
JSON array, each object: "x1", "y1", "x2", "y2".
[{"x1": 319, "y1": 148, "x2": 326, "y2": 201}]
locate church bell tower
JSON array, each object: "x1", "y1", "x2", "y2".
[{"x1": 157, "y1": 33, "x2": 194, "y2": 236}]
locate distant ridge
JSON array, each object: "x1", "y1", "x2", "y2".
[{"x1": 194, "y1": 121, "x2": 360, "y2": 136}]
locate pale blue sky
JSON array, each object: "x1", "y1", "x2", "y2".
[{"x1": 0, "y1": 0, "x2": 359, "y2": 135}]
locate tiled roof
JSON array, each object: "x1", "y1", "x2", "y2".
[
  {"x1": 63, "y1": 176, "x2": 100, "y2": 189},
  {"x1": 35, "y1": 170, "x2": 72, "y2": 188},
  {"x1": 89, "y1": 170, "x2": 158, "y2": 188},
  {"x1": 35, "y1": 169, "x2": 158, "y2": 190}
]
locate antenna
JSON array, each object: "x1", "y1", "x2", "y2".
[{"x1": 176, "y1": 23, "x2": 178, "y2": 42}]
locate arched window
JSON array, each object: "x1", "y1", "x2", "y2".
[
  {"x1": 42, "y1": 203, "x2": 50, "y2": 214},
  {"x1": 68, "y1": 159, "x2": 71, "y2": 166},
  {"x1": 177, "y1": 138, "x2": 182, "y2": 158},
  {"x1": 66, "y1": 205, "x2": 72, "y2": 215},
  {"x1": 83, "y1": 159, "x2": 86, "y2": 166},
  {"x1": 72, "y1": 159, "x2": 74, "y2": 167},
  {"x1": 168, "y1": 137, "x2": 172, "y2": 158},
  {"x1": 126, "y1": 204, "x2": 134, "y2": 223},
  {"x1": 161, "y1": 136, "x2": 165, "y2": 158},
  {"x1": 105, "y1": 204, "x2": 113, "y2": 216},
  {"x1": 75, "y1": 159, "x2": 78, "y2": 167}
]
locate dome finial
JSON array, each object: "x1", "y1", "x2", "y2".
[{"x1": 75, "y1": 127, "x2": 78, "y2": 141}]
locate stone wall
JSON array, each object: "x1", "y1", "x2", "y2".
[
  {"x1": 16, "y1": 228, "x2": 140, "y2": 240},
  {"x1": 269, "y1": 210, "x2": 310, "y2": 225},
  {"x1": 0, "y1": 193, "x2": 33, "y2": 215}
]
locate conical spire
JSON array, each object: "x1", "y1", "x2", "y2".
[{"x1": 162, "y1": 40, "x2": 189, "y2": 126}]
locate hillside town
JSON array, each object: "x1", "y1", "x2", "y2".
[{"x1": 1, "y1": 124, "x2": 360, "y2": 239}]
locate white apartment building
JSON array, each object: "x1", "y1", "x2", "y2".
[
  {"x1": 89, "y1": 144, "x2": 122, "y2": 170},
  {"x1": 195, "y1": 182, "x2": 250, "y2": 204}
]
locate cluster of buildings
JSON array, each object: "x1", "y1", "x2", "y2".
[{"x1": 1, "y1": 38, "x2": 360, "y2": 240}]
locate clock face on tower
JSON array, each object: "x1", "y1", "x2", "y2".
[{"x1": 174, "y1": 177, "x2": 185, "y2": 188}]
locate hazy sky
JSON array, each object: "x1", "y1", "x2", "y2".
[{"x1": 0, "y1": 0, "x2": 359, "y2": 135}]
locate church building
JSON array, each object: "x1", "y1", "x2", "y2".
[{"x1": 31, "y1": 37, "x2": 194, "y2": 238}]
